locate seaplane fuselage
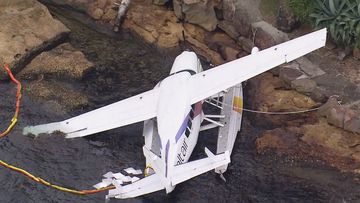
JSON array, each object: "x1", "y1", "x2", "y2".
[{"x1": 142, "y1": 52, "x2": 204, "y2": 192}]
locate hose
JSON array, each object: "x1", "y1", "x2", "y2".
[{"x1": 0, "y1": 64, "x2": 115, "y2": 195}]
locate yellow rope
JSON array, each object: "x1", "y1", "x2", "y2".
[{"x1": 0, "y1": 64, "x2": 115, "y2": 195}]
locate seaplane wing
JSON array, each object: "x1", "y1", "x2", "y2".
[
  {"x1": 23, "y1": 89, "x2": 160, "y2": 138},
  {"x1": 188, "y1": 28, "x2": 327, "y2": 104}
]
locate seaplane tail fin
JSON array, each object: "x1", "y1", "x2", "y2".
[
  {"x1": 109, "y1": 173, "x2": 165, "y2": 199},
  {"x1": 23, "y1": 89, "x2": 160, "y2": 138},
  {"x1": 189, "y1": 28, "x2": 327, "y2": 104},
  {"x1": 171, "y1": 148, "x2": 230, "y2": 185}
]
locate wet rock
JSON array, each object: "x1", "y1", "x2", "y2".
[
  {"x1": 26, "y1": 81, "x2": 88, "y2": 113},
  {"x1": 255, "y1": 127, "x2": 303, "y2": 154},
  {"x1": 19, "y1": 43, "x2": 94, "y2": 81},
  {"x1": 291, "y1": 78, "x2": 317, "y2": 94},
  {"x1": 0, "y1": 0, "x2": 70, "y2": 80},
  {"x1": 252, "y1": 21, "x2": 289, "y2": 49},
  {"x1": 256, "y1": 118, "x2": 360, "y2": 173},
  {"x1": 40, "y1": 0, "x2": 117, "y2": 22},
  {"x1": 173, "y1": 0, "x2": 218, "y2": 31},
  {"x1": 39, "y1": 0, "x2": 97, "y2": 10}
]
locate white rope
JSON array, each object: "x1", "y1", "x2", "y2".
[
  {"x1": 206, "y1": 99, "x2": 321, "y2": 115},
  {"x1": 237, "y1": 106, "x2": 320, "y2": 115}
]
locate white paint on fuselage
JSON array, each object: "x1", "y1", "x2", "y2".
[{"x1": 142, "y1": 51, "x2": 203, "y2": 191}]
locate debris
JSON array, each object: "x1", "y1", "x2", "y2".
[
  {"x1": 131, "y1": 177, "x2": 140, "y2": 183},
  {"x1": 103, "y1": 172, "x2": 114, "y2": 178},
  {"x1": 113, "y1": 172, "x2": 132, "y2": 182},
  {"x1": 124, "y1": 167, "x2": 143, "y2": 175},
  {"x1": 114, "y1": 0, "x2": 131, "y2": 32},
  {"x1": 93, "y1": 178, "x2": 113, "y2": 189}
]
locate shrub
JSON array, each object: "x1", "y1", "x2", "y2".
[
  {"x1": 287, "y1": 0, "x2": 315, "y2": 23},
  {"x1": 310, "y1": 0, "x2": 360, "y2": 47}
]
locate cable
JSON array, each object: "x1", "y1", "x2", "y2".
[
  {"x1": 0, "y1": 159, "x2": 115, "y2": 195},
  {"x1": 0, "y1": 64, "x2": 22, "y2": 138},
  {"x1": 206, "y1": 97, "x2": 321, "y2": 115},
  {"x1": 238, "y1": 106, "x2": 320, "y2": 115},
  {"x1": 0, "y1": 64, "x2": 115, "y2": 195}
]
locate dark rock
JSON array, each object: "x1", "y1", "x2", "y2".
[
  {"x1": 291, "y1": 78, "x2": 317, "y2": 94},
  {"x1": 153, "y1": 0, "x2": 169, "y2": 5},
  {"x1": 296, "y1": 57, "x2": 325, "y2": 78},
  {"x1": 276, "y1": 5, "x2": 300, "y2": 33},
  {"x1": 344, "y1": 116, "x2": 360, "y2": 134},
  {"x1": 317, "y1": 97, "x2": 341, "y2": 117},
  {"x1": 353, "y1": 47, "x2": 360, "y2": 60},
  {"x1": 237, "y1": 36, "x2": 254, "y2": 53},
  {"x1": 337, "y1": 47, "x2": 353, "y2": 61},
  {"x1": 310, "y1": 87, "x2": 328, "y2": 103},
  {"x1": 218, "y1": 20, "x2": 240, "y2": 40},
  {"x1": 222, "y1": 0, "x2": 260, "y2": 37},
  {"x1": 327, "y1": 106, "x2": 346, "y2": 128},
  {"x1": 279, "y1": 67, "x2": 304, "y2": 84},
  {"x1": 270, "y1": 67, "x2": 281, "y2": 76},
  {"x1": 252, "y1": 21, "x2": 289, "y2": 49},
  {"x1": 220, "y1": 46, "x2": 239, "y2": 61},
  {"x1": 173, "y1": 0, "x2": 218, "y2": 31}
]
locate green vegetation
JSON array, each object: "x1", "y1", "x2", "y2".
[
  {"x1": 260, "y1": 0, "x2": 360, "y2": 47},
  {"x1": 310, "y1": 0, "x2": 360, "y2": 47},
  {"x1": 287, "y1": 0, "x2": 315, "y2": 23}
]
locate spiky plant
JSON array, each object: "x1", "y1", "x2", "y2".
[{"x1": 310, "y1": 0, "x2": 360, "y2": 47}]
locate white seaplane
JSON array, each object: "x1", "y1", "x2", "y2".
[{"x1": 23, "y1": 28, "x2": 327, "y2": 199}]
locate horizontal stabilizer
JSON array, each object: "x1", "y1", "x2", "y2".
[
  {"x1": 171, "y1": 148, "x2": 230, "y2": 185},
  {"x1": 109, "y1": 173, "x2": 165, "y2": 199},
  {"x1": 23, "y1": 89, "x2": 160, "y2": 138}
]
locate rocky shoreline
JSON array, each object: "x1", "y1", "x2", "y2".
[{"x1": 0, "y1": 0, "x2": 359, "y2": 175}]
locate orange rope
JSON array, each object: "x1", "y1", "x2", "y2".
[
  {"x1": 0, "y1": 64, "x2": 115, "y2": 195},
  {"x1": 0, "y1": 64, "x2": 22, "y2": 138}
]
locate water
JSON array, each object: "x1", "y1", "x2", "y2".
[{"x1": 0, "y1": 7, "x2": 359, "y2": 203}]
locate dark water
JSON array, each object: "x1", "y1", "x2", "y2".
[{"x1": 0, "y1": 7, "x2": 359, "y2": 203}]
